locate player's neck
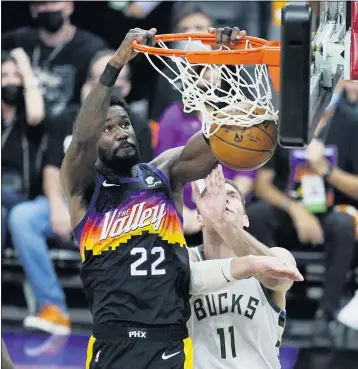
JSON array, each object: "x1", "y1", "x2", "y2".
[
  {"x1": 38, "y1": 23, "x2": 75, "y2": 47},
  {"x1": 202, "y1": 229, "x2": 236, "y2": 260}
]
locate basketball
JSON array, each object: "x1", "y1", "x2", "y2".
[{"x1": 208, "y1": 103, "x2": 278, "y2": 170}]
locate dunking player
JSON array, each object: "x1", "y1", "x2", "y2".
[
  {"x1": 189, "y1": 165, "x2": 299, "y2": 369},
  {"x1": 60, "y1": 27, "x2": 302, "y2": 369}
]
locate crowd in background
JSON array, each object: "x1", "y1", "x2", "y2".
[{"x1": 1, "y1": 1, "x2": 358, "y2": 347}]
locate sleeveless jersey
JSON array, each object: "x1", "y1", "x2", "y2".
[
  {"x1": 73, "y1": 163, "x2": 191, "y2": 329},
  {"x1": 188, "y1": 246, "x2": 285, "y2": 369}
]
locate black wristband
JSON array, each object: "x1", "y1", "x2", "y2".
[
  {"x1": 202, "y1": 133, "x2": 210, "y2": 145},
  {"x1": 99, "y1": 63, "x2": 122, "y2": 87}
]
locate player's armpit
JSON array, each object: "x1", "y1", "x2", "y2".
[
  {"x1": 256, "y1": 247, "x2": 298, "y2": 293},
  {"x1": 60, "y1": 82, "x2": 111, "y2": 198}
]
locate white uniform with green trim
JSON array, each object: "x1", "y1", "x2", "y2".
[{"x1": 188, "y1": 246, "x2": 285, "y2": 369}]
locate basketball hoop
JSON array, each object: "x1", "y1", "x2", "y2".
[{"x1": 133, "y1": 33, "x2": 281, "y2": 137}]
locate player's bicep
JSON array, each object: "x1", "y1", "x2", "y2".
[{"x1": 170, "y1": 132, "x2": 217, "y2": 185}]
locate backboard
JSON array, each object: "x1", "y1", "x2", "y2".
[{"x1": 278, "y1": 1, "x2": 357, "y2": 148}]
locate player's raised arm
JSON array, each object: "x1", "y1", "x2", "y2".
[
  {"x1": 192, "y1": 165, "x2": 303, "y2": 293},
  {"x1": 60, "y1": 28, "x2": 156, "y2": 198}
]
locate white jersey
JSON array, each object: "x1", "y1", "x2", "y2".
[{"x1": 188, "y1": 246, "x2": 286, "y2": 369}]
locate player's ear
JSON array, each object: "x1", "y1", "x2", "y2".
[{"x1": 243, "y1": 214, "x2": 249, "y2": 228}]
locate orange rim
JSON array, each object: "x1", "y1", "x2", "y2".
[{"x1": 132, "y1": 33, "x2": 281, "y2": 66}]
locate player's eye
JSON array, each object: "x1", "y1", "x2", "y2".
[{"x1": 104, "y1": 126, "x2": 111, "y2": 132}]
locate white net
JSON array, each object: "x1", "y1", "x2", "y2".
[{"x1": 139, "y1": 37, "x2": 279, "y2": 137}]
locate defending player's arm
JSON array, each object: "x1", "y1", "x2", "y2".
[
  {"x1": 192, "y1": 166, "x2": 302, "y2": 293},
  {"x1": 189, "y1": 254, "x2": 303, "y2": 295},
  {"x1": 60, "y1": 28, "x2": 156, "y2": 199}
]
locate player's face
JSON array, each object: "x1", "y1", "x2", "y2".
[
  {"x1": 97, "y1": 106, "x2": 140, "y2": 174},
  {"x1": 225, "y1": 183, "x2": 249, "y2": 228}
]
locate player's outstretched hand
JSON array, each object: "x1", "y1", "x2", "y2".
[
  {"x1": 110, "y1": 27, "x2": 157, "y2": 67},
  {"x1": 251, "y1": 255, "x2": 304, "y2": 282},
  {"x1": 192, "y1": 165, "x2": 226, "y2": 223},
  {"x1": 208, "y1": 26, "x2": 246, "y2": 47}
]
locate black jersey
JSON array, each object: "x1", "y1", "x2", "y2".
[{"x1": 73, "y1": 163, "x2": 191, "y2": 330}]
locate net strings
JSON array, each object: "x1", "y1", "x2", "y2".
[{"x1": 139, "y1": 38, "x2": 279, "y2": 137}]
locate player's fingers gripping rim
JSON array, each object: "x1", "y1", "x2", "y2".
[
  {"x1": 221, "y1": 27, "x2": 233, "y2": 45},
  {"x1": 230, "y1": 27, "x2": 241, "y2": 44},
  {"x1": 146, "y1": 28, "x2": 157, "y2": 46},
  {"x1": 213, "y1": 27, "x2": 224, "y2": 45}
]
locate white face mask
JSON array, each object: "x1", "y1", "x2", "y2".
[{"x1": 173, "y1": 28, "x2": 211, "y2": 51}]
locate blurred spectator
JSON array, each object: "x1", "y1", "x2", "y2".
[
  {"x1": 2, "y1": 1, "x2": 107, "y2": 116},
  {"x1": 155, "y1": 95, "x2": 256, "y2": 243},
  {"x1": 246, "y1": 80, "x2": 358, "y2": 346},
  {"x1": 82, "y1": 49, "x2": 154, "y2": 162},
  {"x1": 2, "y1": 49, "x2": 45, "y2": 250},
  {"x1": 149, "y1": 5, "x2": 213, "y2": 136},
  {"x1": 7, "y1": 113, "x2": 73, "y2": 336}
]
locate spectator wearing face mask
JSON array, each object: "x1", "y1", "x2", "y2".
[
  {"x1": 149, "y1": 6, "x2": 213, "y2": 139},
  {"x1": 2, "y1": 1, "x2": 107, "y2": 116},
  {"x1": 2, "y1": 49, "x2": 45, "y2": 250}
]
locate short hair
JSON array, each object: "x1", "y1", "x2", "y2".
[
  {"x1": 72, "y1": 95, "x2": 131, "y2": 132},
  {"x1": 200, "y1": 179, "x2": 246, "y2": 214},
  {"x1": 109, "y1": 95, "x2": 131, "y2": 118}
]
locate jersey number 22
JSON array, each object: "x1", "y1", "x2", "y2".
[{"x1": 130, "y1": 246, "x2": 166, "y2": 276}]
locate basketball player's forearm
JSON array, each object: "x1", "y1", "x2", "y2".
[
  {"x1": 327, "y1": 168, "x2": 358, "y2": 200},
  {"x1": 72, "y1": 82, "x2": 111, "y2": 144},
  {"x1": 190, "y1": 256, "x2": 257, "y2": 295},
  {"x1": 214, "y1": 219, "x2": 271, "y2": 257}
]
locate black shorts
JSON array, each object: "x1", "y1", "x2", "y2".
[{"x1": 85, "y1": 325, "x2": 193, "y2": 369}]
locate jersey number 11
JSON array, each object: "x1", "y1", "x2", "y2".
[{"x1": 217, "y1": 326, "x2": 237, "y2": 359}]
